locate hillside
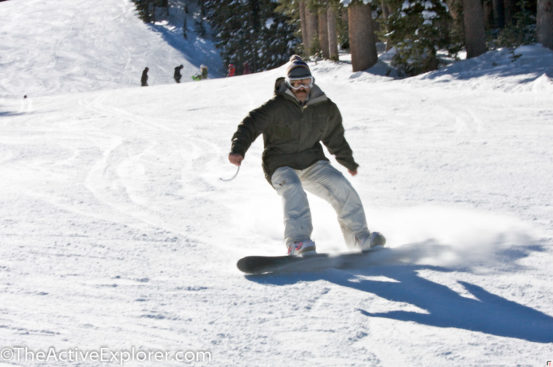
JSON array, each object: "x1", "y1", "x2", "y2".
[{"x1": 0, "y1": 0, "x2": 222, "y2": 98}]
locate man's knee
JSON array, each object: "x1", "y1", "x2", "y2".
[{"x1": 271, "y1": 167, "x2": 302, "y2": 193}]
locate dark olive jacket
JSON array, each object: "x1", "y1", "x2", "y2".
[{"x1": 230, "y1": 78, "x2": 358, "y2": 183}]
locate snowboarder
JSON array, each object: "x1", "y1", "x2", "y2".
[
  {"x1": 174, "y1": 65, "x2": 184, "y2": 83},
  {"x1": 141, "y1": 67, "x2": 149, "y2": 87},
  {"x1": 228, "y1": 55, "x2": 384, "y2": 256},
  {"x1": 227, "y1": 63, "x2": 235, "y2": 77}
]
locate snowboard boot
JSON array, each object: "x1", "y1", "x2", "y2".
[
  {"x1": 287, "y1": 240, "x2": 317, "y2": 257},
  {"x1": 356, "y1": 232, "x2": 386, "y2": 252}
]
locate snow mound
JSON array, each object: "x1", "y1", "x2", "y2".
[{"x1": 420, "y1": 44, "x2": 553, "y2": 91}]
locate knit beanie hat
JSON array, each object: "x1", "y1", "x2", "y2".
[{"x1": 286, "y1": 55, "x2": 312, "y2": 80}]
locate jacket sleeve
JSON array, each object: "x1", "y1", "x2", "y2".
[
  {"x1": 230, "y1": 100, "x2": 274, "y2": 157},
  {"x1": 322, "y1": 102, "x2": 359, "y2": 171}
]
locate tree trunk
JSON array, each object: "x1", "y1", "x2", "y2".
[
  {"x1": 327, "y1": 6, "x2": 339, "y2": 60},
  {"x1": 463, "y1": 0, "x2": 487, "y2": 58},
  {"x1": 299, "y1": 0, "x2": 310, "y2": 54},
  {"x1": 305, "y1": 4, "x2": 318, "y2": 56},
  {"x1": 348, "y1": 1, "x2": 377, "y2": 71},
  {"x1": 483, "y1": 0, "x2": 493, "y2": 29},
  {"x1": 318, "y1": 7, "x2": 330, "y2": 59},
  {"x1": 492, "y1": 0, "x2": 505, "y2": 28},
  {"x1": 503, "y1": 0, "x2": 515, "y2": 25},
  {"x1": 537, "y1": 0, "x2": 553, "y2": 50}
]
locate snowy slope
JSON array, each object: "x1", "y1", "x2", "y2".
[
  {"x1": 0, "y1": 0, "x2": 222, "y2": 98},
  {"x1": 2, "y1": 0, "x2": 553, "y2": 364},
  {"x1": 1, "y1": 43, "x2": 553, "y2": 366}
]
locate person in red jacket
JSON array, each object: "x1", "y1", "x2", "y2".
[{"x1": 227, "y1": 63, "x2": 236, "y2": 77}]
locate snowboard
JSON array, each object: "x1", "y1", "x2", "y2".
[{"x1": 237, "y1": 249, "x2": 381, "y2": 275}]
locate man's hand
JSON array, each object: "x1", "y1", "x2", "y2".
[
  {"x1": 348, "y1": 169, "x2": 358, "y2": 176},
  {"x1": 228, "y1": 153, "x2": 244, "y2": 166}
]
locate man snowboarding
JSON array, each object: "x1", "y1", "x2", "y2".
[{"x1": 228, "y1": 55, "x2": 384, "y2": 257}]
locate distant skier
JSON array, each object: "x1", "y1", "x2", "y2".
[
  {"x1": 141, "y1": 67, "x2": 149, "y2": 86},
  {"x1": 200, "y1": 64, "x2": 208, "y2": 79},
  {"x1": 227, "y1": 63, "x2": 235, "y2": 77},
  {"x1": 174, "y1": 65, "x2": 184, "y2": 83},
  {"x1": 20, "y1": 94, "x2": 31, "y2": 113},
  {"x1": 192, "y1": 65, "x2": 209, "y2": 81},
  {"x1": 242, "y1": 62, "x2": 250, "y2": 75},
  {"x1": 228, "y1": 55, "x2": 385, "y2": 256}
]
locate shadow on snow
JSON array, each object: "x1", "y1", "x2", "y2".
[
  {"x1": 245, "y1": 240, "x2": 553, "y2": 343},
  {"x1": 0, "y1": 111, "x2": 26, "y2": 117}
]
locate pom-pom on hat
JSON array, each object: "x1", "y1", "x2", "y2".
[{"x1": 286, "y1": 55, "x2": 312, "y2": 80}]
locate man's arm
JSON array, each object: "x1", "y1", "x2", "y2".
[
  {"x1": 229, "y1": 100, "x2": 274, "y2": 165},
  {"x1": 322, "y1": 103, "x2": 359, "y2": 175}
]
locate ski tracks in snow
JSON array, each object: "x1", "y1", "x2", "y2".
[{"x1": 78, "y1": 90, "x2": 223, "y2": 248}]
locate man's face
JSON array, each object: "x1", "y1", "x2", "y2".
[{"x1": 289, "y1": 78, "x2": 313, "y2": 103}]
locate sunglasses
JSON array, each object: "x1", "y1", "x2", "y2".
[{"x1": 287, "y1": 77, "x2": 314, "y2": 90}]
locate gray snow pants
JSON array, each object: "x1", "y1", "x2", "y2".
[{"x1": 271, "y1": 160, "x2": 369, "y2": 248}]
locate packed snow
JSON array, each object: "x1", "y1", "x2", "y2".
[{"x1": 1, "y1": 0, "x2": 553, "y2": 366}]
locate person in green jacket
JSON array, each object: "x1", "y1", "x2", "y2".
[{"x1": 228, "y1": 55, "x2": 384, "y2": 256}]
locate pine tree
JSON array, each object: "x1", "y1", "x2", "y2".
[
  {"x1": 381, "y1": 0, "x2": 452, "y2": 75},
  {"x1": 205, "y1": 0, "x2": 300, "y2": 74},
  {"x1": 133, "y1": 0, "x2": 155, "y2": 22}
]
